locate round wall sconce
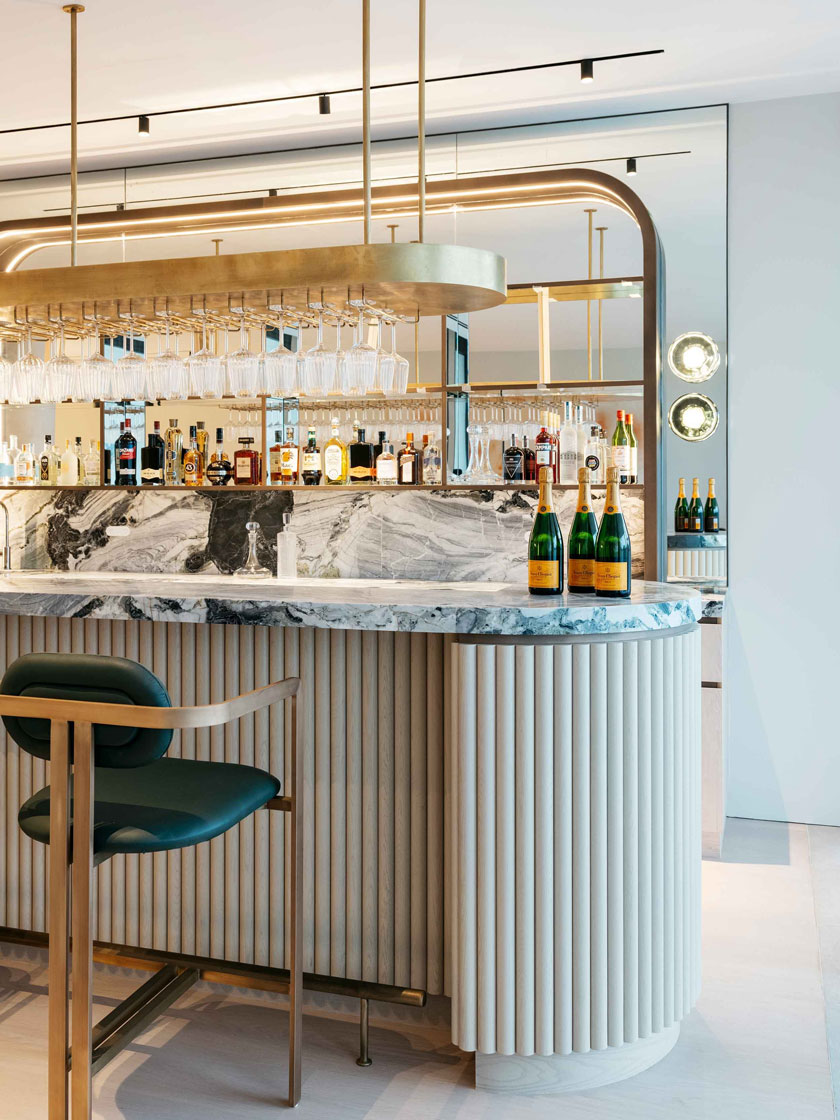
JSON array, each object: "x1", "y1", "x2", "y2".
[
  {"x1": 668, "y1": 393, "x2": 719, "y2": 442},
  {"x1": 667, "y1": 331, "x2": 720, "y2": 383}
]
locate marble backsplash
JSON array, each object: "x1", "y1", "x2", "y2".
[{"x1": 0, "y1": 486, "x2": 645, "y2": 582}]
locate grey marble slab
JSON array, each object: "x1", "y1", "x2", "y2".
[
  {"x1": 668, "y1": 531, "x2": 727, "y2": 549},
  {"x1": 0, "y1": 573, "x2": 700, "y2": 636}
]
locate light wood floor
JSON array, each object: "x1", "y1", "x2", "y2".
[{"x1": 0, "y1": 817, "x2": 836, "y2": 1119}]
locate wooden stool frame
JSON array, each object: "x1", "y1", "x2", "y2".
[{"x1": 0, "y1": 675, "x2": 303, "y2": 1117}]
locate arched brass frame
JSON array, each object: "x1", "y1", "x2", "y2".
[{"x1": 0, "y1": 167, "x2": 664, "y2": 577}]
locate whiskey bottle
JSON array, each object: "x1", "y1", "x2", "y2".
[
  {"x1": 324, "y1": 418, "x2": 349, "y2": 485},
  {"x1": 205, "y1": 428, "x2": 232, "y2": 486},
  {"x1": 164, "y1": 419, "x2": 183, "y2": 485},
  {"x1": 195, "y1": 421, "x2": 208, "y2": 465},
  {"x1": 704, "y1": 478, "x2": 720, "y2": 532},
  {"x1": 595, "y1": 467, "x2": 631, "y2": 598},
  {"x1": 375, "y1": 441, "x2": 398, "y2": 485},
  {"x1": 301, "y1": 427, "x2": 322, "y2": 486},
  {"x1": 280, "y1": 427, "x2": 299, "y2": 484},
  {"x1": 234, "y1": 436, "x2": 260, "y2": 485},
  {"x1": 269, "y1": 429, "x2": 284, "y2": 485},
  {"x1": 183, "y1": 425, "x2": 205, "y2": 486},
  {"x1": 568, "y1": 466, "x2": 598, "y2": 593},
  {"x1": 348, "y1": 427, "x2": 375, "y2": 484},
  {"x1": 528, "y1": 467, "x2": 563, "y2": 595},
  {"x1": 688, "y1": 477, "x2": 703, "y2": 531},
  {"x1": 115, "y1": 418, "x2": 137, "y2": 486},
  {"x1": 397, "y1": 432, "x2": 421, "y2": 485},
  {"x1": 503, "y1": 433, "x2": 524, "y2": 481},
  {"x1": 140, "y1": 420, "x2": 165, "y2": 485}
]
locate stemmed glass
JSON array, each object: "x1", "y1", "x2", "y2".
[
  {"x1": 389, "y1": 321, "x2": 410, "y2": 394},
  {"x1": 265, "y1": 323, "x2": 298, "y2": 397},
  {"x1": 333, "y1": 319, "x2": 348, "y2": 395},
  {"x1": 12, "y1": 329, "x2": 43, "y2": 405},
  {"x1": 374, "y1": 318, "x2": 395, "y2": 394},
  {"x1": 44, "y1": 323, "x2": 77, "y2": 402},
  {"x1": 115, "y1": 327, "x2": 145, "y2": 401},
  {"x1": 303, "y1": 311, "x2": 335, "y2": 396},
  {"x1": 345, "y1": 315, "x2": 377, "y2": 395},
  {"x1": 226, "y1": 315, "x2": 259, "y2": 397},
  {"x1": 81, "y1": 328, "x2": 115, "y2": 401},
  {"x1": 0, "y1": 345, "x2": 11, "y2": 404},
  {"x1": 148, "y1": 317, "x2": 188, "y2": 400},
  {"x1": 187, "y1": 318, "x2": 224, "y2": 399}
]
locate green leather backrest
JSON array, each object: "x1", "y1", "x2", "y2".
[{"x1": 1, "y1": 652, "x2": 173, "y2": 768}]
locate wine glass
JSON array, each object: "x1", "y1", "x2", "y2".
[
  {"x1": 80, "y1": 328, "x2": 115, "y2": 401},
  {"x1": 333, "y1": 319, "x2": 348, "y2": 395},
  {"x1": 44, "y1": 323, "x2": 77, "y2": 402},
  {"x1": 303, "y1": 312, "x2": 335, "y2": 396},
  {"x1": 115, "y1": 327, "x2": 145, "y2": 401},
  {"x1": 0, "y1": 345, "x2": 11, "y2": 403},
  {"x1": 345, "y1": 315, "x2": 377, "y2": 395},
  {"x1": 187, "y1": 318, "x2": 224, "y2": 398},
  {"x1": 266, "y1": 324, "x2": 298, "y2": 397},
  {"x1": 388, "y1": 321, "x2": 410, "y2": 394},
  {"x1": 12, "y1": 329, "x2": 43, "y2": 404},
  {"x1": 148, "y1": 316, "x2": 188, "y2": 400},
  {"x1": 226, "y1": 315, "x2": 259, "y2": 397},
  {"x1": 374, "y1": 318, "x2": 395, "y2": 394}
]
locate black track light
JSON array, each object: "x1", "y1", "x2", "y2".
[
  {"x1": 138, "y1": 114, "x2": 150, "y2": 134},
  {"x1": 268, "y1": 188, "x2": 278, "y2": 197},
  {"x1": 580, "y1": 59, "x2": 594, "y2": 83},
  {"x1": 319, "y1": 93, "x2": 331, "y2": 115},
  {"x1": 626, "y1": 157, "x2": 637, "y2": 176}
]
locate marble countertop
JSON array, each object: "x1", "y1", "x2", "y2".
[{"x1": 0, "y1": 571, "x2": 700, "y2": 636}]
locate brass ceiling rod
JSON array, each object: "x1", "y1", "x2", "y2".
[
  {"x1": 62, "y1": 3, "x2": 84, "y2": 266},
  {"x1": 362, "y1": 0, "x2": 372, "y2": 245},
  {"x1": 418, "y1": 0, "x2": 426, "y2": 243}
]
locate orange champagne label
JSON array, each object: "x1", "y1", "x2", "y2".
[
  {"x1": 528, "y1": 560, "x2": 560, "y2": 590},
  {"x1": 568, "y1": 558, "x2": 595, "y2": 586},
  {"x1": 595, "y1": 561, "x2": 628, "y2": 592}
]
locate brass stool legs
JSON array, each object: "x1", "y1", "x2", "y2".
[{"x1": 47, "y1": 721, "x2": 70, "y2": 1120}]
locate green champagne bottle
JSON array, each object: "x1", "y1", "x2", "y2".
[
  {"x1": 704, "y1": 477, "x2": 720, "y2": 532},
  {"x1": 611, "y1": 409, "x2": 630, "y2": 485},
  {"x1": 528, "y1": 467, "x2": 563, "y2": 595},
  {"x1": 675, "y1": 477, "x2": 689, "y2": 532},
  {"x1": 688, "y1": 477, "x2": 703, "y2": 532},
  {"x1": 568, "y1": 466, "x2": 598, "y2": 593},
  {"x1": 595, "y1": 466, "x2": 631, "y2": 598}
]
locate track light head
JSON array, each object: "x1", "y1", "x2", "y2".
[
  {"x1": 138, "y1": 114, "x2": 150, "y2": 135},
  {"x1": 626, "y1": 157, "x2": 637, "y2": 176},
  {"x1": 580, "y1": 59, "x2": 594, "y2": 82},
  {"x1": 319, "y1": 93, "x2": 331, "y2": 115}
]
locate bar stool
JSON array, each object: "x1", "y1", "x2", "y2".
[{"x1": 0, "y1": 651, "x2": 303, "y2": 1118}]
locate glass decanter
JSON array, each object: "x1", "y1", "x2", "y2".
[{"x1": 235, "y1": 521, "x2": 271, "y2": 578}]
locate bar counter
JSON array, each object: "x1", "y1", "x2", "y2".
[{"x1": 0, "y1": 574, "x2": 701, "y2": 1092}]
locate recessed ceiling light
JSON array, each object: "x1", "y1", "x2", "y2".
[
  {"x1": 138, "y1": 115, "x2": 150, "y2": 135},
  {"x1": 580, "y1": 59, "x2": 594, "y2": 82},
  {"x1": 626, "y1": 157, "x2": 637, "y2": 175}
]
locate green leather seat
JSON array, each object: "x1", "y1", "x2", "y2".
[{"x1": 4, "y1": 652, "x2": 281, "y2": 862}]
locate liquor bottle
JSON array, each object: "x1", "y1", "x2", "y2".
[
  {"x1": 0, "y1": 443, "x2": 13, "y2": 483},
  {"x1": 140, "y1": 420, "x2": 165, "y2": 485},
  {"x1": 115, "y1": 418, "x2": 137, "y2": 485},
  {"x1": 574, "y1": 403, "x2": 589, "y2": 467},
  {"x1": 534, "y1": 425, "x2": 555, "y2": 481},
  {"x1": 348, "y1": 426, "x2": 375, "y2": 484},
  {"x1": 268, "y1": 429, "x2": 284, "y2": 485},
  {"x1": 83, "y1": 440, "x2": 100, "y2": 486},
  {"x1": 183, "y1": 425, "x2": 205, "y2": 486},
  {"x1": 557, "y1": 400, "x2": 580, "y2": 484},
  {"x1": 301, "y1": 427, "x2": 321, "y2": 486},
  {"x1": 324, "y1": 418, "x2": 349, "y2": 485},
  {"x1": 206, "y1": 428, "x2": 233, "y2": 486},
  {"x1": 584, "y1": 424, "x2": 604, "y2": 484},
  {"x1": 280, "y1": 427, "x2": 299, "y2": 484},
  {"x1": 234, "y1": 436, "x2": 260, "y2": 485},
  {"x1": 73, "y1": 436, "x2": 85, "y2": 483},
  {"x1": 522, "y1": 435, "x2": 536, "y2": 482},
  {"x1": 38, "y1": 435, "x2": 57, "y2": 486},
  {"x1": 528, "y1": 466, "x2": 563, "y2": 595},
  {"x1": 423, "y1": 432, "x2": 442, "y2": 484},
  {"x1": 704, "y1": 478, "x2": 720, "y2": 533},
  {"x1": 195, "y1": 421, "x2": 208, "y2": 465},
  {"x1": 397, "y1": 432, "x2": 421, "y2": 485},
  {"x1": 164, "y1": 419, "x2": 183, "y2": 485},
  {"x1": 674, "y1": 478, "x2": 689, "y2": 532},
  {"x1": 503, "y1": 433, "x2": 525, "y2": 481},
  {"x1": 568, "y1": 466, "x2": 598, "y2": 593},
  {"x1": 374, "y1": 430, "x2": 388, "y2": 462},
  {"x1": 595, "y1": 466, "x2": 631, "y2": 598},
  {"x1": 688, "y1": 477, "x2": 703, "y2": 531},
  {"x1": 625, "y1": 412, "x2": 638, "y2": 483},
  {"x1": 15, "y1": 443, "x2": 35, "y2": 485},
  {"x1": 611, "y1": 410, "x2": 630, "y2": 485},
  {"x1": 375, "y1": 441, "x2": 398, "y2": 485}
]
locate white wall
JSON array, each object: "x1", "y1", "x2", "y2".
[{"x1": 727, "y1": 91, "x2": 840, "y2": 824}]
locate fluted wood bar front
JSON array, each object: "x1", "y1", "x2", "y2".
[{"x1": 0, "y1": 573, "x2": 700, "y2": 1093}]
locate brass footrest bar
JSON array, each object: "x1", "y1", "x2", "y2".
[{"x1": 0, "y1": 926, "x2": 427, "y2": 1009}]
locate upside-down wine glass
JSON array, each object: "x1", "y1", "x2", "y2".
[
  {"x1": 44, "y1": 323, "x2": 77, "y2": 402},
  {"x1": 226, "y1": 315, "x2": 259, "y2": 397},
  {"x1": 187, "y1": 318, "x2": 225, "y2": 399}
]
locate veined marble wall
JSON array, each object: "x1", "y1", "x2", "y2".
[{"x1": 1, "y1": 487, "x2": 645, "y2": 581}]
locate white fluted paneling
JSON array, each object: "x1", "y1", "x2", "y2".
[
  {"x1": 451, "y1": 629, "x2": 701, "y2": 1060},
  {"x1": 0, "y1": 618, "x2": 446, "y2": 994}
]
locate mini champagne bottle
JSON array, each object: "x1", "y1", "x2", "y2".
[
  {"x1": 595, "y1": 466, "x2": 631, "y2": 598},
  {"x1": 704, "y1": 478, "x2": 720, "y2": 532},
  {"x1": 528, "y1": 467, "x2": 563, "y2": 595},
  {"x1": 688, "y1": 477, "x2": 703, "y2": 531},
  {"x1": 568, "y1": 466, "x2": 598, "y2": 593},
  {"x1": 675, "y1": 478, "x2": 689, "y2": 532}
]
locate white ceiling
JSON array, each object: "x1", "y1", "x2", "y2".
[{"x1": 0, "y1": 0, "x2": 838, "y2": 176}]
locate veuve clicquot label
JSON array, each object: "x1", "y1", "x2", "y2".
[
  {"x1": 529, "y1": 559, "x2": 560, "y2": 589},
  {"x1": 568, "y1": 558, "x2": 595, "y2": 587},
  {"x1": 595, "y1": 561, "x2": 628, "y2": 592}
]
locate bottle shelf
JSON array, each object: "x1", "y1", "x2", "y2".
[
  {"x1": 445, "y1": 380, "x2": 644, "y2": 396},
  {"x1": 0, "y1": 482, "x2": 646, "y2": 493}
]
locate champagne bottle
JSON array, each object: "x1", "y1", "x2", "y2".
[
  {"x1": 688, "y1": 477, "x2": 703, "y2": 532},
  {"x1": 528, "y1": 467, "x2": 563, "y2": 595},
  {"x1": 704, "y1": 477, "x2": 720, "y2": 532},
  {"x1": 674, "y1": 478, "x2": 689, "y2": 532},
  {"x1": 568, "y1": 466, "x2": 598, "y2": 593},
  {"x1": 595, "y1": 466, "x2": 631, "y2": 598},
  {"x1": 611, "y1": 409, "x2": 630, "y2": 485}
]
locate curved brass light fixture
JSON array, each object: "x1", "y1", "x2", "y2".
[{"x1": 668, "y1": 393, "x2": 719, "y2": 441}]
